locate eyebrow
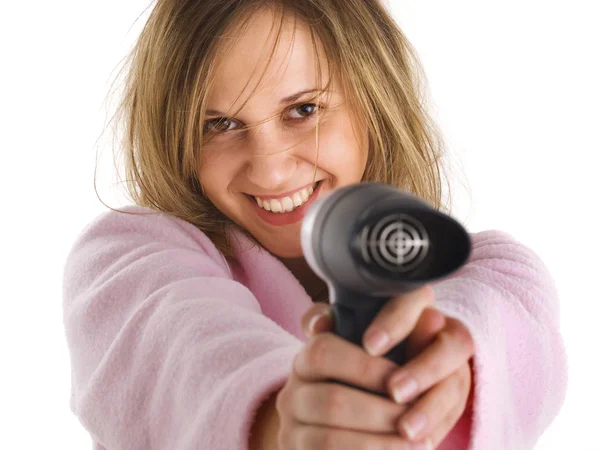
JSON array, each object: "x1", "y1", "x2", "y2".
[{"x1": 205, "y1": 88, "x2": 323, "y2": 117}]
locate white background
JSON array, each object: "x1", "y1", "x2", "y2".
[{"x1": 1, "y1": 0, "x2": 598, "y2": 448}]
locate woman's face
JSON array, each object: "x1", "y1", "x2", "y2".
[{"x1": 199, "y1": 9, "x2": 368, "y2": 258}]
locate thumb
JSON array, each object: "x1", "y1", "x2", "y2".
[{"x1": 301, "y1": 304, "x2": 333, "y2": 338}]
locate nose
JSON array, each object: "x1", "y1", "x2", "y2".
[{"x1": 245, "y1": 122, "x2": 297, "y2": 190}]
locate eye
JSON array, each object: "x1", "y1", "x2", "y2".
[
  {"x1": 286, "y1": 103, "x2": 321, "y2": 120},
  {"x1": 203, "y1": 117, "x2": 240, "y2": 134}
]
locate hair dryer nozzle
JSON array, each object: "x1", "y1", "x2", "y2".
[{"x1": 301, "y1": 182, "x2": 472, "y2": 298}]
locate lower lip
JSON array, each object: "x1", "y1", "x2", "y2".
[{"x1": 249, "y1": 182, "x2": 324, "y2": 227}]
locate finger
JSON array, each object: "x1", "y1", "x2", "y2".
[
  {"x1": 413, "y1": 364, "x2": 473, "y2": 449},
  {"x1": 363, "y1": 285, "x2": 436, "y2": 357},
  {"x1": 291, "y1": 381, "x2": 408, "y2": 433},
  {"x1": 281, "y1": 421, "x2": 433, "y2": 450},
  {"x1": 404, "y1": 307, "x2": 446, "y2": 360},
  {"x1": 293, "y1": 333, "x2": 399, "y2": 394},
  {"x1": 396, "y1": 365, "x2": 470, "y2": 441},
  {"x1": 388, "y1": 317, "x2": 474, "y2": 404},
  {"x1": 428, "y1": 398, "x2": 471, "y2": 450},
  {"x1": 306, "y1": 310, "x2": 333, "y2": 337},
  {"x1": 301, "y1": 303, "x2": 333, "y2": 337}
]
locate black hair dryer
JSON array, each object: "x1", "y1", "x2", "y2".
[{"x1": 301, "y1": 182, "x2": 471, "y2": 392}]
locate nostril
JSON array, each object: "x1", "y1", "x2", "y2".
[{"x1": 245, "y1": 156, "x2": 297, "y2": 188}]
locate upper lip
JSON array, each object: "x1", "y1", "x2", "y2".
[{"x1": 248, "y1": 181, "x2": 319, "y2": 200}]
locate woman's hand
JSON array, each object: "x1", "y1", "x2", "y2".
[
  {"x1": 274, "y1": 289, "x2": 438, "y2": 450},
  {"x1": 302, "y1": 285, "x2": 475, "y2": 449}
]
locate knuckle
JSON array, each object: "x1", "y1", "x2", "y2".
[
  {"x1": 426, "y1": 331, "x2": 452, "y2": 371},
  {"x1": 458, "y1": 328, "x2": 475, "y2": 354},
  {"x1": 306, "y1": 334, "x2": 332, "y2": 370},
  {"x1": 355, "y1": 352, "x2": 375, "y2": 383},
  {"x1": 288, "y1": 382, "x2": 310, "y2": 420},
  {"x1": 453, "y1": 320, "x2": 470, "y2": 339},
  {"x1": 448, "y1": 320, "x2": 474, "y2": 355},
  {"x1": 292, "y1": 423, "x2": 309, "y2": 449},
  {"x1": 324, "y1": 384, "x2": 346, "y2": 420},
  {"x1": 436, "y1": 328, "x2": 454, "y2": 352}
]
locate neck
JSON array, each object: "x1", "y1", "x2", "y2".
[{"x1": 279, "y1": 256, "x2": 329, "y2": 303}]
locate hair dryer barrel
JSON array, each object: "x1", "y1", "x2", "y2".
[{"x1": 302, "y1": 182, "x2": 472, "y2": 298}]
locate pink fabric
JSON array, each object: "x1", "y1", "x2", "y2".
[{"x1": 62, "y1": 205, "x2": 567, "y2": 450}]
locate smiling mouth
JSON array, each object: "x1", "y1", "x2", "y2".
[{"x1": 250, "y1": 181, "x2": 321, "y2": 213}]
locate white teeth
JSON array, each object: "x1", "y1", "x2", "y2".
[
  {"x1": 281, "y1": 197, "x2": 294, "y2": 212},
  {"x1": 292, "y1": 192, "x2": 303, "y2": 207},
  {"x1": 254, "y1": 183, "x2": 318, "y2": 213},
  {"x1": 270, "y1": 199, "x2": 283, "y2": 212}
]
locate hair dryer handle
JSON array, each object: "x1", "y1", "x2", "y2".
[{"x1": 326, "y1": 288, "x2": 412, "y2": 398}]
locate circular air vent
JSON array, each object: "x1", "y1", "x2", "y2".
[{"x1": 359, "y1": 214, "x2": 430, "y2": 272}]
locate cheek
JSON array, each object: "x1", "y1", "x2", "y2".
[
  {"x1": 198, "y1": 150, "x2": 236, "y2": 200},
  {"x1": 315, "y1": 117, "x2": 368, "y2": 172}
]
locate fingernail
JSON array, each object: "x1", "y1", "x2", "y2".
[
  {"x1": 308, "y1": 312, "x2": 329, "y2": 335},
  {"x1": 402, "y1": 412, "x2": 428, "y2": 440},
  {"x1": 391, "y1": 374, "x2": 418, "y2": 403},
  {"x1": 364, "y1": 330, "x2": 389, "y2": 356},
  {"x1": 409, "y1": 437, "x2": 433, "y2": 450}
]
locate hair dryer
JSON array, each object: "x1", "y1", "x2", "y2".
[{"x1": 301, "y1": 182, "x2": 471, "y2": 395}]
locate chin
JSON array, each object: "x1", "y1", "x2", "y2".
[{"x1": 259, "y1": 236, "x2": 304, "y2": 259}]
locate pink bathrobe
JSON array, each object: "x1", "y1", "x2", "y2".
[{"x1": 62, "y1": 205, "x2": 567, "y2": 449}]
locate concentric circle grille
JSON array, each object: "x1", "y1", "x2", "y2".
[{"x1": 359, "y1": 214, "x2": 429, "y2": 272}]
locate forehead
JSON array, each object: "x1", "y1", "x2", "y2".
[{"x1": 207, "y1": 8, "x2": 332, "y2": 112}]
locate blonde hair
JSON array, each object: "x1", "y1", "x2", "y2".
[{"x1": 99, "y1": 0, "x2": 456, "y2": 257}]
